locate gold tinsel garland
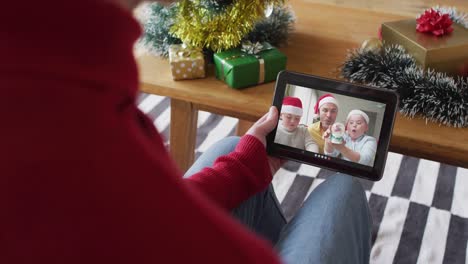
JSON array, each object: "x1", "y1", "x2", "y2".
[{"x1": 170, "y1": 0, "x2": 284, "y2": 52}]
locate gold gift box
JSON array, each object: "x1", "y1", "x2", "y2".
[
  {"x1": 381, "y1": 19, "x2": 468, "y2": 76},
  {"x1": 168, "y1": 44, "x2": 206, "y2": 81}
]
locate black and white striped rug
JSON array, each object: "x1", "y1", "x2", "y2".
[{"x1": 138, "y1": 93, "x2": 468, "y2": 264}]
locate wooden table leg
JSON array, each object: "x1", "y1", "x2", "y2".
[
  {"x1": 170, "y1": 99, "x2": 198, "y2": 172},
  {"x1": 236, "y1": 120, "x2": 255, "y2": 136}
]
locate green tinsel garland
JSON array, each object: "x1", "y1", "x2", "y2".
[
  {"x1": 170, "y1": 0, "x2": 284, "y2": 52},
  {"x1": 342, "y1": 45, "x2": 468, "y2": 128},
  {"x1": 141, "y1": 2, "x2": 294, "y2": 57}
]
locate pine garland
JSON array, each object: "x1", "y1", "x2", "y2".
[
  {"x1": 140, "y1": 3, "x2": 181, "y2": 58},
  {"x1": 244, "y1": 5, "x2": 295, "y2": 47},
  {"x1": 342, "y1": 45, "x2": 468, "y2": 127}
]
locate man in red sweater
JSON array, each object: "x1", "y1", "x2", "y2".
[{"x1": 1, "y1": 0, "x2": 371, "y2": 263}]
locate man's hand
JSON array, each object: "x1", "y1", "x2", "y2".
[{"x1": 246, "y1": 106, "x2": 284, "y2": 176}]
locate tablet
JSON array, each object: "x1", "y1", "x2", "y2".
[{"x1": 266, "y1": 71, "x2": 399, "y2": 181}]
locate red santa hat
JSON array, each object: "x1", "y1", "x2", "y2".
[
  {"x1": 346, "y1": 110, "x2": 370, "y2": 124},
  {"x1": 314, "y1": 94, "x2": 339, "y2": 114},
  {"x1": 281, "y1": 96, "x2": 303, "y2": 116}
]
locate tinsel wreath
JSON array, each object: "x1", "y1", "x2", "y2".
[
  {"x1": 341, "y1": 45, "x2": 468, "y2": 128},
  {"x1": 141, "y1": 2, "x2": 294, "y2": 57},
  {"x1": 170, "y1": 0, "x2": 284, "y2": 52}
]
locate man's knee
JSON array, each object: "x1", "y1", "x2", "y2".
[
  {"x1": 326, "y1": 174, "x2": 368, "y2": 210},
  {"x1": 328, "y1": 174, "x2": 364, "y2": 194}
]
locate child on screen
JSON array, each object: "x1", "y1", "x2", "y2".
[
  {"x1": 274, "y1": 96, "x2": 319, "y2": 153},
  {"x1": 324, "y1": 110, "x2": 377, "y2": 166}
]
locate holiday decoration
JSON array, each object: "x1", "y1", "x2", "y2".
[
  {"x1": 199, "y1": 0, "x2": 233, "y2": 13},
  {"x1": 381, "y1": 19, "x2": 468, "y2": 76},
  {"x1": 214, "y1": 41, "x2": 287, "y2": 89},
  {"x1": 313, "y1": 94, "x2": 339, "y2": 115},
  {"x1": 342, "y1": 44, "x2": 468, "y2": 128},
  {"x1": 244, "y1": 5, "x2": 296, "y2": 47},
  {"x1": 141, "y1": 3, "x2": 182, "y2": 58},
  {"x1": 141, "y1": 2, "x2": 294, "y2": 58},
  {"x1": 281, "y1": 96, "x2": 303, "y2": 116},
  {"x1": 330, "y1": 123, "x2": 345, "y2": 144},
  {"x1": 426, "y1": 6, "x2": 468, "y2": 29},
  {"x1": 352, "y1": 7, "x2": 468, "y2": 127},
  {"x1": 360, "y1": 38, "x2": 383, "y2": 54},
  {"x1": 170, "y1": 0, "x2": 285, "y2": 52},
  {"x1": 168, "y1": 44, "x2": 206, "y2": 80},
  {"x1": 416, "y1": 8, "x2": 454, "y2": 36}
]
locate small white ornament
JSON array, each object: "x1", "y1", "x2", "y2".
[{"x1": 264, "y1": 4, "x2": 273, "y2": 17}]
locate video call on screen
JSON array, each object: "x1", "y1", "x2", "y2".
[{"x1": 274, "y1": 84, "x2": 386, "y2": 167}]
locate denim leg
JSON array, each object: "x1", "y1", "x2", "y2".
[
  {"x1": 184, "y1": 136, "x2": 287, "y2": 244},
  {"x1": 184, "y1": 136, "x2": 242, "y2": 179},
  {"x1": 276, "y1": 174, "x2": 372, "y2": 264}
]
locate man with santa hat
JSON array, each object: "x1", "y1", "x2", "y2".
[{"x1": 308, "y1": 94, "x2": 340, "y2": 153}]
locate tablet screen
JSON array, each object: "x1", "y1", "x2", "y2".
[
  {"x1": 267, "y1": 71, "x2": 398, "y2": 180},
  {"x1": 273, "y1": 84, "x2": 386, "y2": 168}
]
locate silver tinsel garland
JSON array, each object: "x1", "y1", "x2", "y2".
[
  {"x1": 342, "y1": 45, "x2": 468, "y2": 128},
  {"x1": 342, "y1": 7, "x2": 468, "y2": 128},
  {"x1": 427, "y1": 6, "x2": 468, "y2": 29}
]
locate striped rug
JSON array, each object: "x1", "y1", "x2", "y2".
[{"x1": 138, "y1": 93, "x2": 468, "y2": 264}]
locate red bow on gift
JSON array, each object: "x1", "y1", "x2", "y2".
[{"x1": 416, "y1": 8, "x2": 454, "y2": 36}]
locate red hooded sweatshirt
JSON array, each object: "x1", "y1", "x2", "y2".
[{"x1": 0, "y1": 1, "x2": 282, "y2": 263}]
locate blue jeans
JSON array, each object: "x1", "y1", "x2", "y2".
[{"x1": 184, "y1": 137, "x2": 372, "y2": 264}]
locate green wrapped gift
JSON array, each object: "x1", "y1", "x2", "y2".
[{"x1": 214, "y1": 41, "x2": 287, "y2": 89}]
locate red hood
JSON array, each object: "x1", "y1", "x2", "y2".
[
  {"x1": 0, "y1": 0, "x2": 142, "y2": 95},
  {"x1": 0, "y1": 0, "x2": 143, "y2": 164}
]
